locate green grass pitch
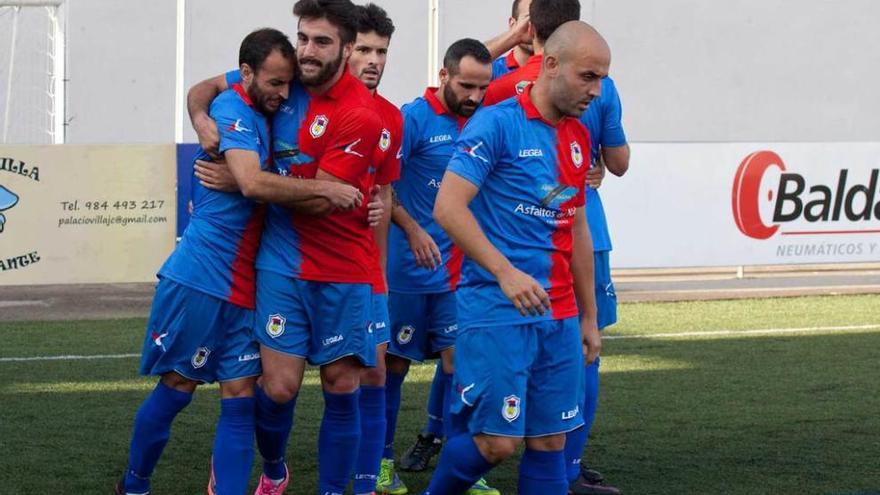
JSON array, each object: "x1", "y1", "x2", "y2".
[{"x1": 1, "y1": 295, "x2": 879, "y2": 494}]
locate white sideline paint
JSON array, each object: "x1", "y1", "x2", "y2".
[
  {"x1": 1, "y1": 324, "x2": 878, "y2": 364},
  {"x1": 0, "y1": 353, "x2": 139, "y2": 363},
  {"x1": 603, "y1": 324, "x2": 880, "y2": 340}
]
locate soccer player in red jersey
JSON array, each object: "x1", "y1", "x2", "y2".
[{"x1": 346, "y1": 4, "x2": 403, "y2": 495}]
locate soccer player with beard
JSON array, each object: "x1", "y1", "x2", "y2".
[
  {"x1": 379, "y1": 39, "x2": 500, "y2": 495},
  {"x1": 188, "y1": 1, "x2": 384, "y2": 494},
  {"x1": 422, "y1": 21, "x2": 607, "y2": 495},
  {"x1": 115, "y1": 28, "x2": 344, "y2": 495},
  {"x1": 346, "y1": 4, "x2": 403, "y2": 495}
]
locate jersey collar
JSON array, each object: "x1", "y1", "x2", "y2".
[
  {"x1": 518, "y1": 83, "x2": 569, "y2": 128},
  {"x1": 505, "y1": 50, "x2": 521, "y2": 70},
  {"x1": 231, "y1": 83, "x2": 254, "y2": 107},
  {"x1": 322, "y1": 66, "x2": 357, "y2": 100},
  {"x1": 424, "y1": 87, "x2": 468, "y2": 128}
]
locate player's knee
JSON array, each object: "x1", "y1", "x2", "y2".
[
  {"x1": 360, "y1": 365, "x2": 386, "y2": 386},
  {"x1": 476, "y1": 435, "x2": 521, "y2": 464},
  {"x1": 261, "y1": 376, "x2": 300, "y2": 403},
  {"x1": 161, "y1": 372, "x2": 198, "y2": 393},
  {"x1": 220, "y1": 377, "x2": 256, "y2": 399},
  {"x1": 525, "y1": 433, "x2": 565, "y2": 452},
  {"x1": 386, "y1": 354, "x2": 410, "y2": 375},
  {"x1": 321, "y1": 357, "x2": 362, "y2": 393}
]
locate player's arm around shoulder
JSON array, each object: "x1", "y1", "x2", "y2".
[{"x1": 187, "y1": 72, "x2": 231, "y2": 157}]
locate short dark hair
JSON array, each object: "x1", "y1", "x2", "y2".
[
  {"x1": 512, "y1": 0, "x2": 523, "y2": 18},
  {"x1": 443, "y1": 38, "x2": 492, "y2": 75},
  {"x1": 356, "y1": 3, "x2": 395, "y2": 39},
  {"x1": 530, "y1": 0, "x2": 580, "y2": 42},
  {"x1": 239, "y1": 28, "x2": 295, "y2": 73},
  {"x1": 293, "y1": 0, "x2": 358, "y2": 45}
]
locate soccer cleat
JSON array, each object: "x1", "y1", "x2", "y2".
[
  {"x1": 376, "y1": 458, "x2": 408, "y2": 494},
  {"x1": 253, "y1": 463, "x2": 290, "y2": 495},
  {"x1": 465, "y1": 478, "x2": 501, "y2": 495},
  {"x1": 568, "y1": 465, "x2": 621, "y2": 495},
  {"x1": 114, "y1": 479, "x2": 150, "y2": 495},
  {"x1": 398, "y1": 433, "x2": 442, "y2": 472}
]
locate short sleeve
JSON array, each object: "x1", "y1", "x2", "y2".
[
  {"x1": 398, "y1": 104, "x2": 421, "y2": 165},
  {"x1": 446, "y1": 109, "x2": 503, "y2": 189},
  {"x1": 600, "y1": 78, "x2": 627, "y2": 148},
  {"x1": 375, "y1": 109, "x2": 403, "y2": 185},
  {"x1": 211, "y1": 99, "x2": 261, "y2": 155},
  {"x1": 225, "y1": 69, "x2": 242, "y2": 87},
  {"x1": 319, "y1": 106, "x2": 382, "y2": 184}
]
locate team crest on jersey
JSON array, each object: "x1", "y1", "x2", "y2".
[
  {"x1": 570, "y1": 141, "x2": 584, "y2": 168},
  {"x1": 379, "y1": 128, "x2": 391, "y2": 151},
  {"x1": 397, "y1": 325, "x2": 415, "y2": 345},
  {"x1": 191, "y1": 347, "x2": 211, "y2": 369},
  {"x1": 309, "y1": 114, "x2": 329, "y2": 138},
  {"x1": 502, "y1": 395, "x2": 521, "y2": 422},
  {"x1": 266, "y1": 314, "x2": 286, "y2": 338},
  {"x1": 515, "y1": 80, "x2": 530, "y2": 94}
]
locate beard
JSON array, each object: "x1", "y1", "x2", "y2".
[
  {"x1": 248, "y1": 84, "x2": 282, "y2": 115},
  {"x1": 299, "y1": 48, "x2": 344, "y2": 87},
  {"x1": 443, "y1": 83, "x2": 478, "y2": 118}
]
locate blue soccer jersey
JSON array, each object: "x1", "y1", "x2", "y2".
[
  {"x1": 387, "y1": 88, "x2": 467, "y2": 294},
  {"x1": 447, "y1": 85, "x2": 590, "y2": 328},
  {"x1": 491, "y1": 51, "x2": 520, "y2": 80},
  {"x1": 579, "y1": 77, "x2": 627, "y2": 252},
  {"x1": 158, "y1": 84, "x2": 270, "y2": 309}
]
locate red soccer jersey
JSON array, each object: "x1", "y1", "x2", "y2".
[
  {"x1": 369, "y1": 91, "x2": 403, "y2": 294},
  {"x1": 257, "y1": 70, "x2": 383, "y2": 284},
  {"x1": 483, "y1": 54, "x2": 543, "y2": 106}
]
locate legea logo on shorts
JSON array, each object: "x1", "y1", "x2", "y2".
[{"x1": 732, "y1": 150, "x2": 880, "y2": 240}]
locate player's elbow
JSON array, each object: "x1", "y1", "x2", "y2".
[
  {"x1": 433, "y1": 196, "x2": 455, "y2": 232},
  {"x1": 608, "y1": 160, "x2": 629, "y2": 177},
  {"x1": 237, "y1": 179, "x2": 261, "y2": 200}
]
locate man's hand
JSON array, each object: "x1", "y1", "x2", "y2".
[
  {"x1": 509, "y1": 12, "x2": 531, "y2": 46},
  {"x1": 195, "y1": 159, "x2": 238, "y2": 192},
  {"x1": 587, "y1": 158, "x2": 606, "y2": 189},
  {"x1": 193, "y1": 114, "x2": 221, "y2": 159},
  {"x1": 497, "y1": 265, "x2": 551, "y2": 316},
  {"x1": 581, "y1": 317, "x2": 601, "y2": 365},
  {"x1": 366, "y1": 185, "x2": 383, "y2": 227},
  {"x1": 319, "y1": 182, "x2": 364, "y2": 211},
  {"x1": 405, "y1": 225, "x2": 442, "y2": 270}
]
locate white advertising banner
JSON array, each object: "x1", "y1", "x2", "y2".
[
  {"x1": 0, "y1": 145, "x2": 176, "y2": 285},
  {"x1": 600, "y1": 143, "x2": 880, "y2": 268}
]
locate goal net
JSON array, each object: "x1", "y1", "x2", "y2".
[{"x1": 0, "y1": 1, "x2": 64, "y2": 144}]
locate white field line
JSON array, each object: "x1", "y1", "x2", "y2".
[
  {"x1": 604, "y1": 324, "x2": 880, "y2": 340},
  {"x1": 0, "y1": 353, "x2": 139, "y2": 363},
  {"x1": 1, "y1": 324, "x2": 878, "y2": 363}
]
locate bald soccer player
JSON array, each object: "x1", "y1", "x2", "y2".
[{"x1": 422, "y1": 22, "x2": 609, "y2": 495}]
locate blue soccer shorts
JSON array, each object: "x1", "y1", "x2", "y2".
[
  {"x1": 450, "y1": 317, "x2": 584, "y2": 438},
  {"x1": 371, "y1": 292, "x2": 391, "y2": 346},
  {"x1": 139, "y1": 277, "x2": 261, "y2": 384},
  {"x1": 594, "y1": 250, "x2": 617, "y2": 330},
  {"x1": 387, "y1": 291, "x2": 457, "y2": 362},
  {"x1": 255, "y1": 269, "x2": 375, "y2": 367}
]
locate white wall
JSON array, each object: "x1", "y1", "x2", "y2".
[{"x1": 8, "y1": 0, "x2": 880, "y2": 145}]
